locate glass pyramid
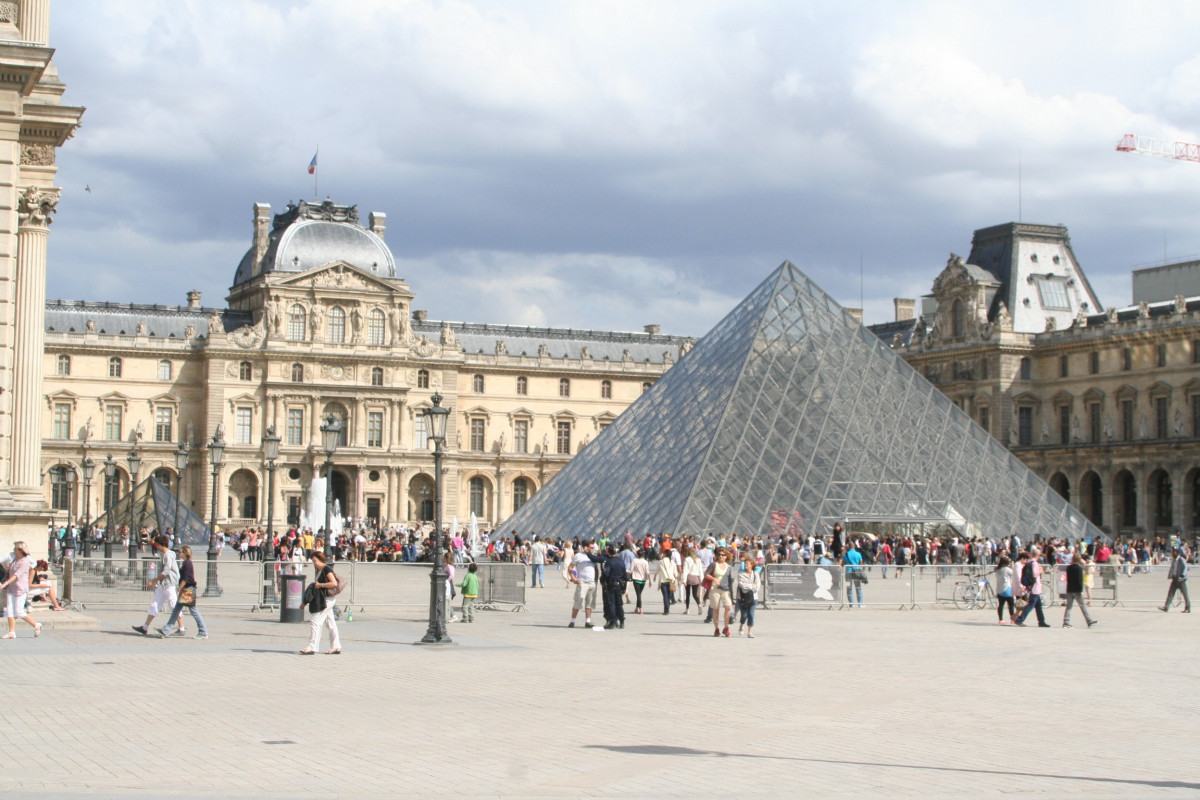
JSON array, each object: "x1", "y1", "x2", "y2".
[
  {"x1": 503, "y1": 261, "x2": 1103, "y2": 543},
  {"x1": 91, "y1": 476, "x2": 213, "y2": 546}
]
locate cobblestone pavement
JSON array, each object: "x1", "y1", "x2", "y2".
[{"x1": 0, "y1": 572, "x2": 1197, "y2": 799}]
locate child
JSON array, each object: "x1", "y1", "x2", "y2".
[{"x1": 458, "y1": 563, "x2": 480, "y2": 622}]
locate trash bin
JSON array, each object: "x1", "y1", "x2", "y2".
[{"x1": 280, "y1": 573, "x2": 307, "y2": 623}]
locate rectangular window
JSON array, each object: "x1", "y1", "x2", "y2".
[
  {"x1": 1059, "y1": 405, "x2": 1070, "y2": 445},
  {"x1": 1017, "y1": 407, "x2": 1033, "y2": 446},
  {"x1": 154, "y1": 407, "x2": 173, "y2": 442},
  {"x1": 1089, "y1": 403, "x2": 1102, "y2": 443},
  {"x1": 1156, "y1": 397, "x2": 1169, "y2": 439},
  {"x1": 53, "y1": 402, "x2": 71, "y2": 439},
  {"x1": 235, "y1": 407, "x2": 252, "y2": 444},
  {"x1": 1090, "y1": 351, "x2": 1100, "y2": 374},
  {"x1": 287, "y1": 408, "x2": 304, "y2": 445},
  {"x1": 413, "y1": 415, "x2": 428, "y2": 450},
  {"x1": 1019, "y1": 358, "x2": 1031, "y2": 380},
  {"x1": 1194, "y1": 340, "x2": 1200, "y2": 364},
  {"x1": 104, "y1": 405, "x2": 122, "y2": 441},
  {"x1": 1157, "y1": 343, "x2": 1167, "y2": 368},
  {"x1": 1121, "y1": 399, "x2": 1134, "y2": 441},
  {"x1": 980, "y1": 358, "x2": 989, "y2": 381},
  {"x1": 1034, "y1": 277, "x2": 1070, "y2": 310},
  {"x1": 470, "y1": 418, "x2": 485, "y2": 452},
  {"x1": 1059, "y1": 355, "x2": 1069, "y2": 378},
  {"x1": 1194, "y1": 395, "x2": 1200, "y2": 438},
  {"x1": 513, "y1": 420, "x2": 528, "y2": 454},
  {"x1": 1122, "y1": 348, "x2": 1132, "y2": 371},
  {"x1": 367, "y1": 411, "x2": 383, "y2": 448},
  {"x1": 978, "y1": 407, "x2": 989, "y2": 433},
  {"x1": 556, "y1": 421, "x2": 571, "y2": 454},
  {"x1": 158, "y1": 360, "x2": 172, "y2": 381}
]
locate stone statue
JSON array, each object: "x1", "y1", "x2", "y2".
[
  {"x1": 1138, "y1": 413, "x2": 1148, "y2": 439},
  {"x1": 184, "y1": 324, "x2": 196, "y2": 339},
  {"x1": 214, "y1": 422, "x2": 225, "y2": 442},
  {"x1": 351, "y1": 305, "x2": 364, "y2": 341},
  {"x1": 1008, "y1": 425, "x2": 1018, "y2": 445},
  {"x1": 1040, "y1": 420, "x2": 1049, "y2": 444},
  {"x1": 207, "y1": 309, "x2": 223, "y2": 334},
  {"x1": 134, "y1": 419, "x2": 146, "y2": 442},
  {"x1": 1071, "y1": 415, "x2": 1081, "y2": 443},
  {"x1": 266, "y1": 296, "x2": 283, "y2": 334},
  {"x1": 187, "y1": 422, "x2": 195, "y2": 446},
  {"x1": 135, "y1": 321, "x2": 147, "y2": 336},
  {"x1": 498, "y1": 431, "x2": 507, "y2": 451},
  {"x1": 537, "y1": 344, "x2": 549, "y2": 357},
  {"x1": 388, "y1": 306, "x2": 404, "y2": 345},
  {"x1": 1174, "y1": 408, "x2": 1184, "y2": 437},
  {"x1": 542, "y1": 434, "x2": 550, "y2": 453},
  {"x1": 85, "y1": 319, "x2": 96, "y2": 333},
  {"x1": 1137, "y1": 301, "x2": 1150, "y2": 319},
  {"x1": 996, "y1": 302, "x2": 1012, "y2": 330},
  {"x1": 310, "y1": 305, "x2": 324, "y2": 338},
  {"x1": 1175, "y1": 295, "x2": 1188, "y2": 315},
  {"x1": 440, "y1": 323, "x2": 457, "y2": 346},
  {"x1": 84, "y1": 417, "x2": 94, "y2": 443},
  {"x1": 622, "y1": 349, "x2": 632, "y2": 361},
  {"x1": 495, "y1": 340, "x2": 507, "y2": 355},
  {"x1": 580, "y1": 345, "x2": 590, "y2": 359},
  {"x1": 1103, "y1": 415, "x2": 1114, "y2": 441},
  {"x1": 1106, "y1": 306, "x2": 1119, "y2": 323}
]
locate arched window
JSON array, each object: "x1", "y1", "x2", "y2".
[
  {"x1": 57, "y1": 354, "x2": 70, "y2": 376},
  {"x1": 371, "y1": 367, "x2": 384, "y2": 387},
  {"x1": 513, "y1": 477, "x2": 531, "y2": 513},
  {"x1": 559, "y1": 378, "x2": 570, "y2": 398},
  {"x1": 600, "y1": 380, "x2": 612, "y2": 399},
  {"x1": 158, "y1": 360, "x2": 173, "y2": 381},
  {"x1": 323, "y1": 402, "x2": 350, "y2": 447},
  {"x1": 238, "y1": 361, "x2": 252, "y2": 381},
  {"x1": 951, "y1": 299, "x2": 965, "y2": 339},
  {"x1": 516, "y1": 376, "x2": 528, "y2": 395},
  {"x1": 469, "y1": 476, "x2": 485, "y2": 517},
  {"x1": 103, "y1": 470, "x2": 121, "y2": 510},
  {"x1": 49, "y1": 465, "x2": 75, "y2": 511},
  {"x1": 417, "y1": 369, "x2": 430, "y2": 389},
  {"x1": 327, "y1": 306, "x2": 346, "y2": 344},
  {"x1": 473, "y1": 374, "x2": 484, "y2": 393},
  {"x1": 108, "y1": 356, "x2": 122, "y2": 378},
  {"x1": 288, "y1": 304, "x2": 307, "y2": 341},
  {"x1": 291, "y1": 363, "x2": 304, "y2": 382},
  {"x1": 368, "y1": 308, "x2": 386, "y2": 345}
]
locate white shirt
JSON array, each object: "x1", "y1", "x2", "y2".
[{"x1": 572, "y1": 551, "x2": 597, "y2": 582}]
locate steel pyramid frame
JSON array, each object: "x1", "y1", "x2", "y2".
[
  {"x1": 92, "y1": 476, "x2": 213, "y2": 546},
  {"x1": 503, "y1": 261, "x2": 1103, "y2": 543}
]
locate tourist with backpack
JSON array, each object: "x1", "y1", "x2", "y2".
[
  {"x1": 300, "y1": 551, "x2": 341, "y2": 654},
  {"x1": 1013, "y1": 548, "x2": 1050, "y2": 627}
]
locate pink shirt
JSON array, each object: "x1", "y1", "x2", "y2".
[{"x1": 5, "y1": 555, "x2": 31, "y2": 595}]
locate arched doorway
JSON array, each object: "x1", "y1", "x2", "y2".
[
  {"x1": 409, "y1": 474, "x2": 434, "y2": 522},
  {"x1": 228, "y1": 469, "x2": 260, "y2": 520},
  {"x1": 1114, "y1": 470, "x2": 1137, "y2": 530},
  {"x1": 1148, "y1": 469, "x2": 1173, "y2": 531},
  {"x1": 1049, "y1": 472, "x2": 1070, "y2": 503},
  {"x1": 1187, "y1": 469, "x2": 1200, "y2": 531},
  {"x1": 1080, "y1": 471, "x2": 1103, "y2": 526},
  {"x1": 329, "y1": 468, "x2": 351, "y2": 519}
]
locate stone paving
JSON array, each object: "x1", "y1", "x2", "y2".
[{"x1": 0, "y1": 569, "x2": 1197, "y2": 799}]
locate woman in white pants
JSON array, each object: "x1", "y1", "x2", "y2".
[{"x1": 301, "y1": 551, "x2": 341, "y2": 655}]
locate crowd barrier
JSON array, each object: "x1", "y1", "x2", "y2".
[{"x1": 63, "y1": 557, "x2": 526, "y2": 612}]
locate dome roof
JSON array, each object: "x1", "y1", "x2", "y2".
[{"x1": 233, "y1": 200, "x2": 396, "y2": 287}]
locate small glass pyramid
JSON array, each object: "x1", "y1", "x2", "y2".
[
  {"x1": 503, "y1": 261, "x2": 1102, "y2": 543},
  {"x1": 91, "y1": 476, "x2": 213, "y2": 546}
]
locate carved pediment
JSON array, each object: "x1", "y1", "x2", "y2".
[{"x1": 275, "y1": 261, "x2": 394, "y2": 293}]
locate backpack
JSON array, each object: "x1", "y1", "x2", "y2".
[{"x1": 1020, "y1": 561, "x2": 1037, "y2": 588}]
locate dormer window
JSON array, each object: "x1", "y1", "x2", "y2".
[{"x1": 1034, "y1": 277, "x2": 1070, "y2": 310}]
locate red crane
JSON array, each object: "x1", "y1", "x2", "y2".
[{"x1": 1116, "y1": 134, "x2": 1200, "y2": 163}]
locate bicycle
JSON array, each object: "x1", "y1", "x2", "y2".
[{"x1": 953, "y1": 574, "x2": 997, "y2": 610}]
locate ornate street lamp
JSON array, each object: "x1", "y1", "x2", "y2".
[
  {"x1": 49, "y1": 467, "x2": 75, "y2": 562},
  {"x1": 261, "y1": 425, "x2": 281, "y2": 606},
  {"x1": 126, "y1": 448, "x2": 141, "y2": 574},
  {"x1": 173, "y1": 440, "x2": 189, "y2": 553},
  {"x1": 205, "y1": 430, "x2": 225, "y2": 597},
  {"x1": 103, "y1": 454, "x2": 117, "y2": 559},
  {"x1": 80, "y1": 455, "x2": 95, "y2": 558},
  {"x1": 319, "y1": 414, "x2": 342, "y2": 560},
  {"x1": 418, "y1": 393, "x2": 452, "y2": 645}
]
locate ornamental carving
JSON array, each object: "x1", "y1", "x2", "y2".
[
  {"x1": 0, "y1": 3, "x2": 17, "y2": 23},
  {"x1": 495, "y1": 340, "x2": 507, "y2": 355},
  {"x1": 440, "y1": 323, "x2": 457, "y2": 346},
  {"x1": 229, "y1": 322, "x2": 265, "y2": 349},
  {"x1": 85, "y1": 319, "x2": 96, "y2": 333},
  {"x1": 412, "y1": 335, "x2": 437, "y2": 357},
  {"x1": 311, "y1": 264, "x2": 371, "y2": 289},
  {"x1": 20, "y1": 144, "x2": 54, "y2": 166},
  {"x1": 17, "y1": 186, "x2": 59, "y2": 230},
  {"x1": 319, "y1": 364, "x2": 353, "y2": 381}
]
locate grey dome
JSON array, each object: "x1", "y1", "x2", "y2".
[{"x1": 233, "y1": 200, "x2": 396, "y2": 286}]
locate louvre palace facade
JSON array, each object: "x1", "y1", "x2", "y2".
[
  {"x1": 40, "y1": 199, "x2": 690, "y2": 532},
  {"x1": 871, "y1": 222, "x2": 1200, "y2": 540}
]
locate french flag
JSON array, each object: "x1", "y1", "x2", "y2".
[{"x1": 308, "y1": 152, "x2": 318, "y2": 175}]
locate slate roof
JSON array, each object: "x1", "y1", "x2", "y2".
[
  {"x1": 44, "y1": 300, "x2": 251, "y2": 338},
  {"x1": 414, "y1": 320, "x2": 690, "y2": 364}
]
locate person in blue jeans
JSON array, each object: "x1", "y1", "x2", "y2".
[
  {"x1": 843, "y1": 540, "x2": 864, "y2": 607},
  {"x1": 1013, "y1": 548, "x2": 1050, "y2": 627},
  {"x1": 157, "y1": 545, "x2": 208, "y2": 639}
]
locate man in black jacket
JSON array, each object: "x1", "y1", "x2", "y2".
[
  {"x1": 1062, "y1": 553, "x2": 1097, "y2": 628},
  {"x1": 601, "y1": 545, "x2": 627, "y2": 629},
  {"x1": 1160, "y1": 545, "x2": 1191, "y2": 613}
]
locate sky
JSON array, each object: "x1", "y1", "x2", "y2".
[{"x1": 45, "y1": 0, "x2": 1200, "y2": 337}]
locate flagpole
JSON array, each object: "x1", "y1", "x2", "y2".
[{"x1": 313, "y1": 147, "x2": 319, "y2": 201}]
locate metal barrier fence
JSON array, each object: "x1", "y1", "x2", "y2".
[{"x1": 64, "y1": 557, "x2": 526, "y2": 612}]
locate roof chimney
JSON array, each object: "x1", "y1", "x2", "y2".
[
  {"x1": 413, "y1": 309, "x2": 427, "y2": 323},
  {"x1": 186, "y1": 290, "x2": 202, "y2": 308},
  {"x1": 845, "y1": 308, "x2": 863, "y2": 323},
  {"x1": 369, "y1": 211, "x2": 387, "y2": 241},
  {"x1": 894, "y1": 298, "x2": 915, "y2": 321},
  {"x1": 643, "y1": 324, "x2": 660, "y2": 335}
]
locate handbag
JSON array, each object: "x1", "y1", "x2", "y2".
[
  {"x1": 178, "y1": 586, "x2": 197, "y2": 607},
  {"x1": 686, "y1": 574, "x2": 701, "y2": 586},
  {"x1": 701, "y1": 575, "x2": 714, "y2": 591}
]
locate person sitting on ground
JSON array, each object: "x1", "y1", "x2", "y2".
[{"x1": 27, "y1": 560, "x2": 64, "y2": 611}]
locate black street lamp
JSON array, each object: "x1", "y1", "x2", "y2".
[
  {"x1": 418, "y1": 393, "x2": 452, "y2": 645},
  {"x1": 80, "y1": 455, "x2": 95, "y2": 558},
  {"x1": 205, "y1": 430, "x2": 225, "y2": 597},
  {"x1": 319, "y1": 414, "x2": 342, "y2": 560},
  {"x1": 49, "y1": 467, "x2": 76, "y2": 562},
  {"x1": 173, "y1": 440, "x2": 189, "y2": 553},
  {"x1": 261, "y1": 425, "x2": 281, "y2": 606},
  {"x1": 103, "y1": 454, "x2": 117, "y2": 559},
  {"x1": 126, "y1": 448, "x2": 141, "y2": 574}
]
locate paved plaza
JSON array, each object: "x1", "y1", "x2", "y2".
[{"x1": 0, "y1": 568, "x2": 1197, "y2": 800}]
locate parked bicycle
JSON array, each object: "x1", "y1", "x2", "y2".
[{"x1": 953, "y1": 573, "x2": 997, "y2": 610}]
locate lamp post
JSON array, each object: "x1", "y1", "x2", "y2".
[
  {"x1": 205, "y1": 430, "x2": 225, "y2": 597},
  {"x1": 127, "y1": 447, "x2": 141, "y2": 574},
  {"x1": 319, "y1": 414, "x2": 342, "y2": 560},
  {"x1": 173, "y1": 440, "x2": 189, "y2": 553},
  {"x1": 419, "y1": 392, "x2": 452, "y2": 645},
  {"x1": 103, "y1": 455, "x2": 117, "y2": 559},
  {"x1": 81, "y1": 455, "x2": 95, "y2": 558},
  {"x1": 261, "y1": 425, "x2": 281, "y2": 606},
  {"x1": 49, "y1": 468, "x2": 75, "y2": 562}
]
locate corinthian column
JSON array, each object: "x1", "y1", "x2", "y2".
[{"x1": 9, "y1": 186, "x2": 57, "y2": 495}]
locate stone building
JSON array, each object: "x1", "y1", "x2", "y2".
[
  {"x1": 40, "y1": 199, "x2": 689, "y2": 532},
  {"x1": 0, "y1": 0, "x2": 84, "y2": 553},
  {"x1": 872, "y1": 222, "x2": 1200, "y2": 539}
]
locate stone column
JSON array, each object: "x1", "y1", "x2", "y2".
[
  {"x1": 355, "y1": 465, "x2": 366, "y2": 520},
  {"x1": 9, "y1": 187, "x2": 57, "y2": 496},
  {"x1": 310, "y1": 397, "x2": 321, "y2": 442},
  {"x1": 18, "y1": 0, "x2": 49, "y2": 45}
]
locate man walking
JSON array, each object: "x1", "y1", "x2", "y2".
[
  {"x1": 529, "y1": 535, "x2": 547, "y2": 588},
  {"x1": 132, "y1": 535, "x2": 179, "y2": 636},
  {"x1": 568, "y1": 540, "x2": 603, "y2": 628},
  {"x1": 1160, "y1": 545, "x2": 1192, "y2": 612},
  {"x1": 1062, "y1": 553, "x2": 1097, "y2": 628},
  {"x1": 601, "y1": 545, "x2": 628, "y2": 629},
  {"x1": 1014, "y1": 548, "x2": 1050, "y2": 628}
]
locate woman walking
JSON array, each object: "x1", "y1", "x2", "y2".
[
  {"x1": 0, "y1": 542, "x2": 41, "y2": 639},
  {"x1": 994, "y1": 555, "x2": 1015, "y2": 624},
  {"x1": 301, "y1": 551, "x2": 341, "y2": 655},
  {"x1": 156, "y1": 546, "x2": 209, "y2": 639},
  {"x1": 653, "y1": 552, "x2": 678, "y2": 614},
  {"x1": 629, "y1": 548, "x2": 650, "y2": 614},
  {"x1": 706, "y1": 548, "x2": 734, "y2": 637},
  {"x1": 736, "y1": 554, "x2": 761, "y2": 637},
  {"x1": 680, "y1": 547, "x2": 704, "y2": 614}
]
